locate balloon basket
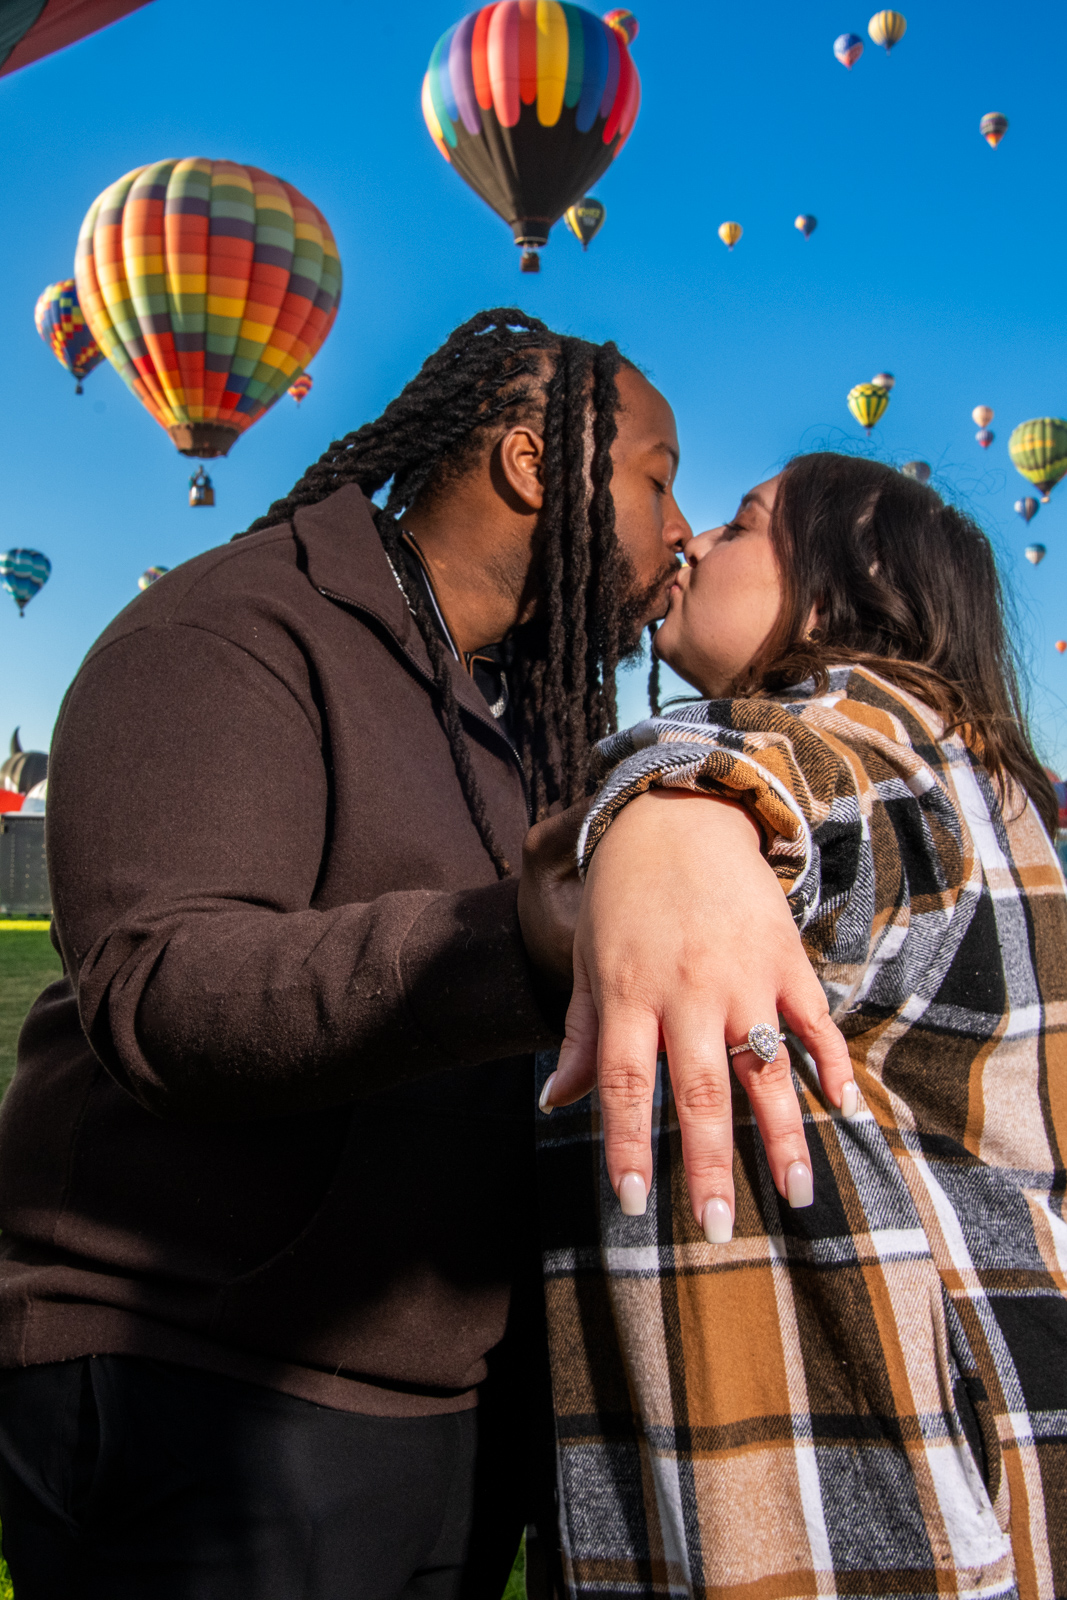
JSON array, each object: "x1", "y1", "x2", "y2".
[
  {"x1": 189, "y1": 466, "x2": 215, "y2": 509},
  {"x1": 520, "y1": 249, "x2": 541, "y2": 274}
]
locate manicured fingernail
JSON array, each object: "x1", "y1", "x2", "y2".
[
  {"x1": 701, "y1": 1198, "x2": 733, "y2": 1244},
  {"x1": 786, "y1": 1161, "x2": 813, "y2": 1208},
  {"x1": 538, "y1": 1073, "x2": 557, "y2": 1115},
  {"x1": 619, "y1": 1172, "x2": 647, "y2": 1216},
  {"x1": 839, "y1": 1080, "x2": 859, "y2": 1119}
]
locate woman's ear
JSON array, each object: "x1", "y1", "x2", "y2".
[{"x1": 496, "y1": 425, "x2": 546, "y2": 511}]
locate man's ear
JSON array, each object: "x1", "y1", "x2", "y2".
[{"x1": 497, "y1": 425, "x2": 545, "y2": 511}]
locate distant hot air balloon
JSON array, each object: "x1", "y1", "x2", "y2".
[
  {"x1": 976, "y1": 428, "x2": 994, "y2": 449},
  {"x1": 1024, "y1": 545, "x2": 1046, "y2": 566},
  {"x1": 0, "y1": 550, "x2": 50, "y2": 616},
  {"x1": 1015, "y1": 497, "x2": 1039, "y2": 524},
  {"x1": 75, "y1": 161, "x2": 342, "y2": 465},
  {"x1": 422, "y1": 4, "x2": 641, "y2": 274},
  {"x1": 868, "y1": 10, "x2": 906, "y2": 51},
  {"x1": 972, "y1": 405, "x2": 994, "y2": 428},
  {"x1": 872, "y1": 371, "x2": 895, "y2": 390},
  {"x1": 794, "y1": 214, "x2": 817, "y2": 239},
  {"x1": 1009, "y1": 419, "x2": 1067, "y2": 502},
  {"x1": 189, "y1": 468, "x2": 215, "y2": 508},
  {"x1": 34, "y1": 279, "x2": 104, "y2": 395},
  {"x1": 834, "y1": 32, "x2": 863, "y2": 67},
  {"x1": 288, "y1": 374, "x2": 313, "y2": 404},
  {"x1": 718, "y1": 222, "x2": 742, "y2": 250},
  {"x1": 1056, "y1": 641, "x2": 1066, "y2": 655},
  {"x1": 138, "y1": 566, "x2": 169, "y2": 590},
  {"x1": 564, "y1": 197, "x2": 607, "y2": 249},
  {"x1": 902, "y1": 460, "x2": 930, "y2": 483},
  {"x1": 848, "y1": 382, "x2": 889, "y2": 435},
  {"x1": 980, "y1": 113, "x2": 1008, "y2": 148}
]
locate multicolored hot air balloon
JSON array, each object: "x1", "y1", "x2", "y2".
[
  {"x1": 1024, "y1": 544, "x2": 1046, "y2": 566},
  {"x1": 972, "y1": 405, "x2": 994, "y2": 428},
  {"x1": 0, "y1": 550, "x2": 50, "y2": 616},
  {"x1": 976, "y1": 428, "x2": 994, "y2": 449},
  {"x1": 0, "y1": 0, "x2": 151, "y2": 80},
  {"x1": 564, "y1": 196, "x2": 606, "y2": 248},
  {"x1": 288, "y1": 374, "x2": 313, "y2": 404},
  {"x1": 1056, "y1": 641, "x2": 1066, "y2": 655},
  {"x1": 872, "y1": 371, "x2": 895, "y2": 390},
  {"x1": 422, "y1": 4, "x2": 641, "y2": 273},
  {"x1": 138, "y1": 565, "x2": 169, "y2": 590},
  {"x1": 848, "y1": 382, "x2": 889, "y2": 435},
  {"x1": 1016, "y1": 497, "x2": 1039, "y2": 524},
  {"x1": 718, "y1": 221, "x2": 742, "y2": 250},
  {"x1": 1009, "y1": 419, "x2": 1067, "y2": 503},
  {"x1": 834, "y1": 32, "x2": 863, "y2": 67},
  {"x1": 980, "y1": 113, "x2": 1008, "y2": 148},
  {"x1": 794, "y1": 214, "x2": 816, "y2": 239},
  {"x1": 75, "y1": 161, "x2": 341, "y2": 462},
  {"x1": 868, "y1": 10, "x2": 906, "y2": 51},
  {"x1": 902, "y1": 460, "x2": 930, "y2": 483},
  {"x1": 34, "y1": 279, "x2": 104, "y2": 395}
]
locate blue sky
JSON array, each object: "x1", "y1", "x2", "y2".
[{"x1": 4, "y1": 0, "x2": 1067, "y2": 770}]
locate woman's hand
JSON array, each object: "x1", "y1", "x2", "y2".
[{"x1": 541, "y1": 789, "x2": 856, "y2": 1242}]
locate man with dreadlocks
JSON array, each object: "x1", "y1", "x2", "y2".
[{"x1": 0, "y1": 309, "x2": 839, "y2": 1598}]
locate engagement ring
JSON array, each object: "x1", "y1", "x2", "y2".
[{"x1": 727, "y1": 1024, "x2": 786, "y2": 1064}]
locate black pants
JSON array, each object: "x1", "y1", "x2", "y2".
[{"x1": 0, "y1": 1356, "x2": 532, "y2": 1600}]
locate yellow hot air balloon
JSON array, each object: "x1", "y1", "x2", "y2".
[
  {"x1": 847, "y1": 382, "x2": 889, "y2": 436},
  {"x1": 718, "y1": 221, "x2": 742, "y2": 251},
  {"x1": 1008, "y1": 419, "x2": 1067, "y2": 503},
  {"x1": 868, "y1": 10, "x2": 906, "y2": 51}
]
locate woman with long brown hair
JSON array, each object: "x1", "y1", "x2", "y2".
[{"x1": 538, "y1": 453, "x2": 1067, "y2": 1600}]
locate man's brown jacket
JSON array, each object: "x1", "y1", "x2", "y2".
[{"x1": 0, "y1": 485, "x2": 561, "y2": 1415}]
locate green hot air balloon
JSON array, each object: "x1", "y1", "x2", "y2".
[
  {"x1": 1008, "y1": 418, "x2": 1067, "y2": 503},
  {"x1": 847, "y1": 382, "x2": 889, "y2": 436}
]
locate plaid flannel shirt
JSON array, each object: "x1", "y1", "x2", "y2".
[{"x1": 535, "y1": 666, "x2": 1067, "y2": 1600}]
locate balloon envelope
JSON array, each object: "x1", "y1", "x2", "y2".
[
  {"x1": 833, "y1": 32, "x2": 863, "y2": 67},
  {"x1": 972, "y1": 405, "x2": 994, "y2": 427},
  {"x1": 794, "y1": 214, "x2": 816, "y2": 239},
  {"x1": 1015, "y1": 497, "x2": 1039, "y2": 524},
  {"x1": 75, "y1": 161, "x2": 342, "y2": 460},
  {"x1": 976, "y1": 428, "x2": 994, "y2": 448},
  {"x1": 902, "y1": 460, "x2": 930, "y2": 483},
  {"x1": 868, "y1": 10, "x2": 906, "y2": 50},
  {"x1": 0, "y1": 0, "x2": 151, "y2": 80},
  {"x1": 288, "y1": 374, "x2": 313, "y2": 403},
  {"x1": 34, "y1": 279, "x2": 104, "y2": 392},
  {"x1": 1025, "y1": 545, "x2": 1046, "y2": 566},
  {"x1": 847, "y1": 382, "x2": 889, "y2": 435},
  {"x1": 564, "y1": 196, "x2": 606, "y2": 247},
  {"x1": 980, "y1": 112, "x2": 1008, "y2": 148},
  {"x1": 1056, "y1": 642, "x2": 1066, "y2": 655},
  {"x1": 138, "y1": 566, "x2": 170, "y2": 590},
  {"x1": 422, "y1": 4, "x2": 641, "y2": 261},
  {"x1": 718, "y1": 221, "x2": 742, "y2": 249},
  {"x1": 1008, "y1": 418, "x2": 1067, "y2": 502},
  {"x1": 0, "y1": 549, "x2": 50, "y2": 616},
  {"x1": 872, "y1": 371, "x2": 895, "y2": 390}
]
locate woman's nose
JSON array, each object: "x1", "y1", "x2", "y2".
[{"x1": 682, "y1": 529, "x2": 715, "y2": 564}]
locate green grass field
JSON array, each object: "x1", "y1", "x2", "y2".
[{"x1": 0, "y1": 927, "x2": 526, "y2": 1597}]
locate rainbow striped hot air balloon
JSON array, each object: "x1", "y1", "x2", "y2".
[
  {"x1": 868, "y1": 10, "x2": 906, "y2": 51},
  {"x1": 980, "y1": 113, "x2": 1008, "y2": 148},
  {"x1": 848, "y1": 382, "x2": 889, "y2": 435},
  {"x1": 75, "y1": 161, "x2": 342, "y2": 461},
  {"x1": 288, "y1": 374, "x2": 313, "y2": 403},
  {"x1": 34, "y1": 279, "x2": 104, "y2": 394},
  {"x1": 0, "y1": 550, "x2": 50, "y2": 616},
  {"x1": 1009, "y1": 419, "x2": 1067, "y2": 503},
  {"x1": 422, "y1": 3, "x2": 641, "y2": 272},
  {"x1": 138, "y1": 565, "x2": 169, "y2": 590}
]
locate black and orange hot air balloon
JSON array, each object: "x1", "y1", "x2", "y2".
[
  {"x1": 422, "y1": 4, "x2": 641, "y2": 272},
  {"x1": 75, "y1": 160, "x2": 342, "y2": 462}
]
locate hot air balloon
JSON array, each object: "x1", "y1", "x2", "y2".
[
  {"x1": 794, "y1": 214, "x2": 816, "y2": 239},
  {"x1": 421, "y1": 4, "x2": 641, "y2": 274},
  {"x1": 848, "y1": 383, "x2": 889, "y2": 435},
  {"x1": 1015, "y1": 497, "x2": 1039, "y2": 524},
  {"x1": 718, "y1": 222, "x2": 742, "y2": 250},
  {"x1": 75, "y1": 161, "x2": 342, "y2": 464},
  {"x1": 0, "y1": 550, "x2": 50, "y2": 616},
  {"x1": 972, "y1": 405, "x2": 994, "y2": 428},
  {"x1": 868, "y1": 10, "x2": 906, "y2": 51},
  {"x1": 34, "y1": 279, "x2": 104, "y2": 395},
  {"x1": 1056, "y1": 641, "x2": 1066, "y2": 655},
  {"x1": 1008, "y1": 419, "x2": 1067, "y2": 503},
  {"x1": 0, "y1": 1, "x2": 151, "y2": 81},
  {"x1": 834, "y1": 32, "x2": 863, "y2": 67},
  {"x1": 1024, "y1": 545, "x2": 1046, "y2": 566},
  {"x1": 872, "y1": 371, "x2": 895, "y2": 390},
  {"x1": 189, "y1": 468, "x2": 215, "y2": 508},
  {"x1": 980, "y1": 113, "x2": 1008, "y2": 148},
  {"x1": 564, "y1": 197, "x2": 606, "y2": 248},
  {"x1": 288, "y1": 374, "x2": 313, "y2": 404},
  {"x1": 976, "y1": 428, "x2": 994, "y2": 449},
  {"x1": 138, "y1": 566, "x2": 170, "y2": 590},
  {"x1": 902, "y1": 460, "x2": 930, "y2": 483}
]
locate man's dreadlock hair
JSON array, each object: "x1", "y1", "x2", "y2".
[{"x1": 242, "y1": 308, "x2": 634, "y2": 878}]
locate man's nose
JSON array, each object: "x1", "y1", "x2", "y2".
[{"x1": 666, "y1": 502, "x2": 693, "y2": 552}]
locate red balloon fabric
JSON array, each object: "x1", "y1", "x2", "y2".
[{"x1": 0, "y1": 0, "x2": 153, "y2": 79}]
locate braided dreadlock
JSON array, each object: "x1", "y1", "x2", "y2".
[{"x1": 241, "y1": 309, "x2": 632, "y2": 877}]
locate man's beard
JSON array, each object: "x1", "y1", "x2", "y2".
[{"x1": 613, "y1": 550, "x2": 680, "y2": 663}]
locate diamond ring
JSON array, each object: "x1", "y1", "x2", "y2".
[{"x1": 728, "y1": 1024, "x2": 786, "y2": 1064}]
